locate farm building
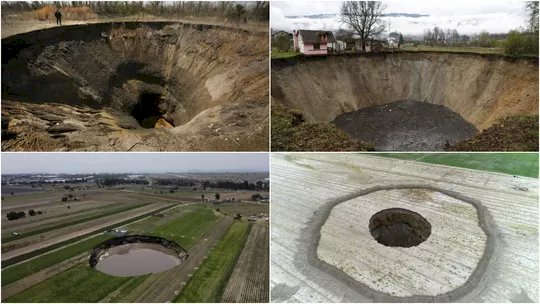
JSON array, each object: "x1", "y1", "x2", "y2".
[{"x1": 293, "y1": 29, "x2": 336, "y2": 56}]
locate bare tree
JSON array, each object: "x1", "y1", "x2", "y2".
[
  {"x1": 526, "y1": 1, "x2": 539, "y2": 33},
  {"x1": 339, "y1": 1, "x2": 386, "y2": 51}
]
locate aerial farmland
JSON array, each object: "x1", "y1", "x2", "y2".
[{"x1": 1, "y1": 154, "x2": 269, "y2": 303}]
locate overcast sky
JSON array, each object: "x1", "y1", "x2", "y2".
[
  {"x1": 271, "y1": 0, "x2": 529, "y2": 35},
  {"x1": 1, "y1": 153, "x2": 269, "y2": 174}
]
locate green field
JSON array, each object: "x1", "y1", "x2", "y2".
[
  {"x1": 2, "y1": 203, "x2": 147, "y2": 243},
  {"x1": 3, "y1": 205, "x2": 223, "y2": 302},
  {"x1": 401, "y1": 45, "x2": 504, "y2": 54},
  {"x1": 373, "y1": 153, "x2": 539, "y2": 178},
  {"x1": 130, "y1": 205, "x2": 221, "y2": 249},
  {"x1": 175, "y1": 221, "x2": 251, "y2": 303},
  {"x1": 271, "y1": 51, "x2": 300, "y2": 59},
  {"x1": 6, "y1": 264, "x2": 134, "y2": 302},
  {"x1": 1, "y1": 234, "x2": 112, "y2": 286}
]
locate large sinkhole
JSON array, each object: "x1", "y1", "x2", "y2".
[
  {"x1": 1, "y1": 21, "x2": 268, "y2": 148},
  {"x1": 369, "y1": 208, "x2": 431, "y2": 247},
  {"x1": 90, "y1": 235, "x2": 188, "y2": 277},
  {"x1": 272, "y1": 54, "x2": 539, "y2": 151},
  {"x1": 131, "y1": 92, "x2": 174, "y2": 128}
]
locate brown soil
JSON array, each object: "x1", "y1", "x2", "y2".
[
  {"x1": 369, "y1": 208, "x2": 432, "y2": 247},
  {"x1": 272, "y1": 53, "x2": 538, "y2": 151},
  {"x1": 1, "y1": 21, "x2": 268, "y2": 151},
  {"x1": 271, "y1": 101, "x2": 373, "y2": 151},
  {"x1": 221, "y1": 223, "x2": 269, "y2": 303},
  {"x1": 447, "y1": 115, "x2": 539, "y2": 151},
  {"x1": 333, "y1": 100, "x2": 478, "y2": 151}
]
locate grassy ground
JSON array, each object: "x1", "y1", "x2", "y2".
[
  {"x1": 2, "y1": 203, "x2": 147, "y2": 243},
  {"x1": 271, "y1": 51, "x2": 300, "y2": 59},
  {"x1": 5, "y1": 264, "x2": 133, "y2": 302},
  {"x1": 3, "y1": 205, "x2": 222, "y2": 302},
  {"x1": 1, "y1": 234, "x2": 112, "y2": 286},
  {"x1": 271, "y1": 102, "x2": 373, "y2": 151},
  {"x1": 2, "y1": 205, "x2": 173, "y2": 268},
  {"x1": 373, "y1": 153, "x2": 539, "y2": 178},
  {"x1": 131, "y1": 205, "x2": 221, "y2": 249},
  {"x1": 175, "y1": 221, "x2": 251, "y2": 303},
  {"x1": 448, "y1": 115, "x2": 539, "y2": 152},
  {"x1": 401, "y1": 45, "x2": 503, "y2": 54}
]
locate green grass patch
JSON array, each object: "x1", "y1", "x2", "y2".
[
  {"x1": 271, "y1": 51, "x2": 300, "y2": 59},
  {"x1": 147, "y1": 206, "x2": 221, "y2": 249},
  {"x1": 2, "y1": 205, "x2": 173, "y2": 268},
  {"x1": 175, "y1": 221, "x2": 251, "y2": 303},
  {"x1": 373, "y1": 153, "x2": 539, "y2": 178},
  {"x1": 1, "y1": 234, "x2": 112, "y2": 286},
  {"x1": 107, "y1": 274, "x2": 151, "y2": 303},
  {"x1": 2, "y1": 203, "x2": 147, "y2": 243},
  {"x1": 402, "y1": 45, "x2": 504, "y2": 54},
  {"x1": 5, "y1": 264, "x2": 132, "y2": 303}
]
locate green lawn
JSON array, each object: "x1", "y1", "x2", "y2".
[
  {"x1": 175, "y1": 221, "x2": 251, "y2": 303},
  {"x1": 5, "y1": 264, "x2": 133, "y2": 303},
  {"x1": 271, "y1": 51, "x2": 300, "y2": 59},
  {"x1": 372, "y1": 153, "x2": 539, "y2": 178},
  {"x1": 1, "y1": 234, "x2": 112, "y2": 286},
  {"x1": 401, "y1": 45, "x2": 504, "y2": 54},
  {"x1": 140, "y1": 205, "x2": 222, "y2": 249}
]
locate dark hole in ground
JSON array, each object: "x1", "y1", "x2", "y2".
[
  {"x1": 131, "y1": 93, "x2": 171, "y2": 128},
  {"x1": 332, "y1": 100, "x2": 478, "y2": 151},
  {"x1": 369, "y1": 208, "x2": 431, "y2": 247}
]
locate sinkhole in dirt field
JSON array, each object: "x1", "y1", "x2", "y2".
[
  {"x1": 90, "y1": 235, "x2": 188, "y2": 277},
  {"x1": 369, "y1": 208, "x2": 431, "y2": 247},
  {"x1": 271, "y1": 53, "x2": 539, "y2": 151},
  {"x1": 1, "y1": 21, "x2": 269, "y2": 150}
]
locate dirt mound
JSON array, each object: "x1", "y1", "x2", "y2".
[
  {"x1": 448, "y1": 115, "x2": 539, "y2": 151},
  {"x1": 2, "y1": 22, "x2": 268, "y2": 151},
  {"x1": 333, "y1": 100, "x2": 478, "y2": 151},
  {"x1": 272, "y1": 52, "x2": 538, "y2": 151},
  {"x1": 271, "y1": 102, "x2": 373, "y2": 151}
]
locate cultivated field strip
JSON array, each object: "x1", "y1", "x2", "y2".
[
  {"x1": 131, "y1": 216, "x2": 234, "y2": 302},
  {"x1": 221, "y1": 223, "x2": 269, "y2": 303},
  {"x1": 2, "y1": 203, "x2": 173, "y2": 263},
  {"x1": 270, "y1": 154, "x2": 538, "y2": 303}
]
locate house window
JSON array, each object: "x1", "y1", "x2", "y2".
[{"x1": 313, "y1": 43, "x2": 320, "y2": 50}]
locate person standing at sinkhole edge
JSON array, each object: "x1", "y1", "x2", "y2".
[{"x1": 55, "y1": 9, "x2": 62, "y2": 26}]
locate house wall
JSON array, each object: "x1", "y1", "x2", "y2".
[{"x1": 301, "y1": 42, "x2": 328, "y2": 56}]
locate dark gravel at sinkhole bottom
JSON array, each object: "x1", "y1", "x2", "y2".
[{"x1": 333, "y1": 100, "x2": 478, "y2": 151}]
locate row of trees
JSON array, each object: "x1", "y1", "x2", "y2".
[
  {"x1": 1, "y1": 1, "x2": 268, "y2": 22},
  {"x1": 337, "y1": 1, "x2": 538, "y2": 56},
  {"x1": 423, "y1": 27, "x2": 468, "y2": 45},
  {"x1": 6, "y1": 209, "x2": 43, "y2": 220},
  {"x1": 201, "y1": 180, "x2": 268, "y2": 191}
]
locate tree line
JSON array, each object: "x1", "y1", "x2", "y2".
[{"x1": 1, "y1": 1, "x2": 269, "y2": 22}]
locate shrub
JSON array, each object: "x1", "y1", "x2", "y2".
[
  {"x1": 61, "y1": 196, "x2": 68, "y2": 202},
  {"x1": 504, "y1": 30, "x2": 538, "y2": 56},
  {"x1": 29, "y1": 209, "x2": 36, "y2": 216}
]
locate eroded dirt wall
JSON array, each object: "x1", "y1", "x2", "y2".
[{"x1": 272, "y1": 52, "x2": 538, "y2": 129}]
